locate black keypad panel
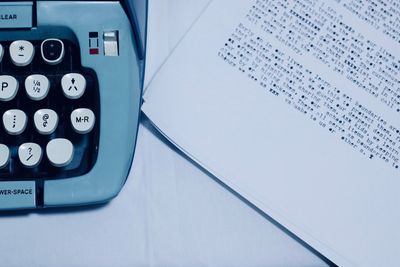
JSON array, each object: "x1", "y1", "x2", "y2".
[{"x1": 0, "y1": 39, "x2": 100, "y2": 181}]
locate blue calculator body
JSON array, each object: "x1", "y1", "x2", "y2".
[{"x1": 0, "y1": 0, "x2": 146, "y2": 210}]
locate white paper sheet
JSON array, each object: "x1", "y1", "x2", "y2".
[
  {"x1": 143, "y1": 0, "x2": 400, "y2": 266},
  {"x1": 144, "y1": 0, "x2": 211, "y2": 88}
]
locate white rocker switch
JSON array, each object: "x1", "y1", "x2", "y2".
[{"x1": 103, "y1": 31, "x2": 119, "y2": 56}]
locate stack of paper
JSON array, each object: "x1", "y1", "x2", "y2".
[{"x1": 143, "y1": 0, "x2": 400, "y2": 266}]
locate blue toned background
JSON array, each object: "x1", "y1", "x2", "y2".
[{"x1": 0, "y1": 1, "x2": 330, "y2": 266}]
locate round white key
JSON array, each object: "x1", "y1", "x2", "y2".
[
  {"x1": 25, "y1": 74, "x2": 50, "y2": 100},
  {"x1": 18, "y1": 143, "x2": 42, "y2": 168},
  {"x1": 9, "y1": 40, "x2": 35, "y2": 66},
  {"x1": 61, "y1": 73, "x2": 86, "y2": 99},
  {"x1": 0, "y1": 44, "x2": 3, "y2": 63},
  {"x1": 34, "y1": 109, "x2": 58, "y2": 135},
  {"x1": 46, "y1": 138, "x2": 74, "y2": 167},
  {"x1": 0, "y1": 75, "x2": 18, "y2": 101},
  {"x1": 0, "y1": 144, "x2": 10, "y2": 169},
  {"x1": 3, "y1": 109, "x2": 27, "y2": 135},
  {"x1": 70, "y1": 108, "x2": 95, "y2": 134}
]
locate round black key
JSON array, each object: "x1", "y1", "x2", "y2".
[{"x1": 41, "y1": 39, "x2": 64, "y2": 65}]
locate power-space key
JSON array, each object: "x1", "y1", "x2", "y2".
[{"x1": 0, "y1": 181, "x2": 36, "y2": 210}]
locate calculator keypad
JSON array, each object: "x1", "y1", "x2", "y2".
[{"x1": 0, "y1": 38, "x2": 100, "y2": 181}]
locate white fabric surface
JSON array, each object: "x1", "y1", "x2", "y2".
[{"x1": 0, "y1": 122, "x2": 328, "y2": 267}]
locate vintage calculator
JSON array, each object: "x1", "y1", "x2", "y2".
[{"x1": 0, "y1": 0, "x2": 146, "y2": 210}]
